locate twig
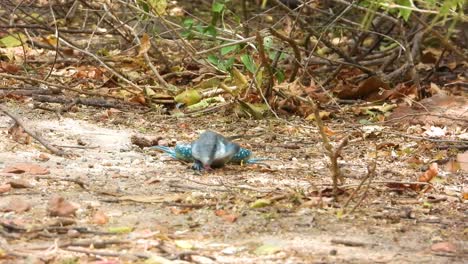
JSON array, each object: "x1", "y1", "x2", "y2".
[
  {"x1": 35, "y1": 176, "x2": 87, "y2": 189},
  {"x1": 63, "y1": 246, "x2": 150, "y2": 259},
  {"x1": 256, "y1": 32, "x2": 274, "y2": 99},
  {"x1": 331, "y1": 239, "x2": 368, "y2": 247},
  {"x1": 0, "y1": 73, "x2": 121, "y2": 99},
  {"x1": 57, "y1": 38, "x2": 142, "y2": 92},
  {"x1": 32, "y1": 94, "x2": 144, "y2": 110},
  {"x1": 310, "y1": 100, "x2": 348, "y2": 199},
  {"x1": 0, "y1": 104, "x2": 68, "y2": 156},
  {"x1": 269, "y1": 28, "x2": 301, "y2": 82},
  {"x1": 349, "y1": 159, "x2": 377, "y2": 214}
]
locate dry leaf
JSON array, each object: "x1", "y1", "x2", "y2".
[
  {"x1": 430, "y1": 242, "x2": 457, "y2": 253},
  {"x1": 8, "y1": 123, "x2": 31, "y2": 144},
  {"x1": 3, "y1": 163, "x2": 50, "y2": 175},
  {"x1": 8, "y1": 179, "x2": 33, "y2": 188},
  {"x1": 0, "y1": 61, "x2": 20, "y2": 73},
  {"x1": 138, "y1": 33, "x2": 151, "y2": 56},
  {"x1": 222, "y1": 214, "x2": 238, "y2": 223},
  {"x1": 0, "y1": 184, "x2": 12, "y2": 194},
  {"x1": 170, "y1": 207, "x2": 191, "y2": 215},
  {"x1": 215, "y1": 209, "x2": 227, "y2": 216},
  {"x1": 419, "y1": 163, "x2": 438, "y2": 182},
  {"x1": 37, "y1": 153, "x2": 50, "y2": 161},
  {"x1": 47, "y1": 196, "x2": 78, "y2": 217},
  {"x1": 0, "y1": 197, "x2": 31, "y2": 213},
  {"x1": 92, "y1": 210, "x2": 109, "y2": 225}
]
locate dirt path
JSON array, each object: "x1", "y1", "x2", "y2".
[{"x1": 0, "y1": 105, "x2": 466, "y2": 263}]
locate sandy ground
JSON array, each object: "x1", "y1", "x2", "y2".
[{"x1": 0, "y1": 104, "x2": 466, "y2": 263}]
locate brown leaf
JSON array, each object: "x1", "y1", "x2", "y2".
[
  {"x1": 129, "y1": 95, "x2": 146, "y2": 105},
  {"x1": 0, "y1": 184, "x2": 12, "y2": 194},
  {"x1": 3, "y1": 163, "x2": 50, "y2": 175},
  {"x1": 138, "y1": 33, "x2": 151, "y2": 56},
  {"x1": 214, "y1": 209, "x2": 227, "y2": 216},
  {"x1": 0, "y1": 197, "x2": 31, "y2": 213},
  {"x1": 430, "y1": 242, "x2": 457, "y2": 253},
  {"x1": 37, "y1": 153, "x2": 50, "y2": 161},
  {"x1": 92, "y1": 210, "x2": 109, "y2": 225},
  {"x1": 333, "y1": 76, "x2": 390, "y2": 100},
  {"x1": 419, "y1": 163, "x2": 438, "y2": 182},
  {"x1": 0, "y1": 61, "x2": 20, "y2": 73},
  {"x1": 323, "y1": 126, "x2": 336, "y2": 137},
  {"x1": 8, "y1": 179, "x2": 33, "y2": 188},
  {"x1": 8, "y1": 123, "x2": 31, "y2": 144},
  {"x1": 145, "y1": 177, "x2": 161, "y2": 185},
  {"x1": 457, "y1": 151, "x2": 468, "y2": 173},
  {"x1": 222, "y1": 214, "x2": 238, "y2": 223},
  {"x1": 170, "y1": 207, "x2": 191, "y2": 215},
  {"x1": 47, "y1": 196, "x2": 78, "y2": 217}
]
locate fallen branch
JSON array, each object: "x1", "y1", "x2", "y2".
[{"x1": 0, "y1": 104, "x2": 68, "y2": 156}]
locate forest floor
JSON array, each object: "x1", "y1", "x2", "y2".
[{"x1": 0, "y1": 102, "x2": 466, "y2": 264}]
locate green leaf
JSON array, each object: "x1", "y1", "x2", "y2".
[
  {"x1": 174, "y1": 89, "x2": 202, "y2": 106},
  {"x1": 203, "y1": 25, "x2": 217, "y2": 37},
  {"x1": 212, "y1": 1, "x2": 225, "y2": 13},
  {"x1": 221, "y1": 57, "x2": 235, "y2": 71},
  {"x1": 396, "y1": 0, "x2": 412, "y2": 21},
  {"x1": 207, "y1": 54, "x2": 219, "y2": 65},
  {"x1": 0, "y1": 33, "x2": 27, "y2": 48},
  {"x1": 147, "y1": 0, "x2": 167, "y2": 15},
  {"x1": 221, "y1": 44, "x2": 239, "y2": 55},
  {"x1": 274, "y1": 69, "x2": 285, "y2": 83},
  {"x1": 250, "y1": 198, "x2": 271, "y2": 208},
  {"x1": 183, "y1": 18, "x2": 194, "y2": 27},
  {"x1": 187, "y1": 97, "x2": 223, "y2": 111},
  {"x1": 240, "y1": 54, "x2": 257, "y2": 74},
  {"x1": 231, "y1": 67, "x2": 249, "y2": 91},
  {"x1": 263, "y1": 36, "x2": 273, "y2": 49},
  {"x1": 108, "y1": 226, "x2": 133, "y2": 234},
  {"x1": 254, "y1": 244, "x2": 281, "y2": 255}
]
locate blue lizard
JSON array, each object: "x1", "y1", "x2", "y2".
[{"x1": 151, "y1": 131, "x2": 266, "y2": 170}]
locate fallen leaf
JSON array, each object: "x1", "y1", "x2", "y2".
[
  {"x1": 170, "y1": 207, "x2": 191, "y2": 215},
  {"x1": 8, "y1": 179, "x2": 33, "y2": 188},
  {"x1": 254, "y1": 244, "x2": 281, "y2": 255},
  {"x1": 8, "y1": 123, "x2": 31, "y2": 144},
  {"x1": 145, "y1": 177, "x2": 161, "y2": 184},
  {"x1": 174, "y1": 89, "x2": 202, "y2": 106},
  {"x1": 108, "y1": 226, "x2": 133, "y2": 234},
  {"x1": 47, "y1": 196, "x2": 78, "y2": 217},
  {"x1": 215, "y1": 209, "x2": 227, "y2": 216},
  {"x1": 129, "y1": 94, "x2": 146, "y2": 105},
  {"x1": 3, "y1": 163, "x2": 50, "y2": 175},
  {"x1": 175, "y1": 240, "x2": 193, "y2": 249},
  {"x1": 430, "y1": 242, "x2": 457, "y2": 253},
  {"x1": 457, "y1": 151, "x2": 468, "y2": 173},
  {"x1": 305, "y1": 111, "x2": 331, "y2": 121},
  {"x1": 423, "y1": 126, "x2": 447, "y2": 138},
  {"x1": 36, "y1": 153, "x2": 50, "y2": 161},
  {"x1": 138, "y1": 33, "x2": 151, "y2": 56},
  {"x1": 92, "y1": 210, "x2": 109, "y2": 225},
  {"x1": 222, "y1": 214, "x2": 238, "y2": 223},
  {"x1": 323, "y1": 126, "x2": 336, "y2": 137},
  {"x1": 0, "y1": 197, "x2": 30, "y2": 213},
  {"x1": 0, "y1": 184, "x2": 12, "y2": 194},
  {"x1": 143, "y1": 256, "x2": 174, "y2": 264},
  {"x1": 334, "y1": 76, "x2": 390, "y2": 100},
  {"x1": 419, "y1": 163, "x2": 438, "y2": 182},
  {"x1": 0, "y1": 61, "x2": 20, "y2": 73},
  {"x1": 250, "y1": 199, "x2": 272, "y2": 208}
]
